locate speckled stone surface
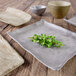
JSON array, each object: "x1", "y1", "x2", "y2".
[
  {"x1": 0, "y1": 35, "x2": 24, "y2": 76},
  {"x1": 8, "y1": 19, "x2": 76, "y2": 70},
  {"x1": 64, "y1": 15, "x2": 76, "y2": 26},
  {"x1": 0, "y1": 7, "x2": 31, "y2": 26}
]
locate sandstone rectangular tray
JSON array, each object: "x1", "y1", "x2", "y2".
[
  {"x1": 0, "y1": 7, "x2": 31, "y2": 26},
  {"x1": 8, "y1": 19, "x2": 76, "y2": 70},
  {"x1": 0, "y1": 35, "x2": 24, "y2": 76},
  {"x1": 64, "y1": 14, "x2": 76, "y2": 26}
]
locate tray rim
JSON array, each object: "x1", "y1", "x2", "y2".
[
  {"x1": 64, "y1": 15, "x2": 76, "y2": 26},
  {"x1": 8, "y1": 19, "x2": 76, "y2": 70},
  {"x1": 0, "y1": 34, "x2": 24, "y2": 76}
]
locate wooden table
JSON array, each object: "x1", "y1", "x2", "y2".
[{"x1": 0, "y1": 0, "x2": 76, "y2": 76}]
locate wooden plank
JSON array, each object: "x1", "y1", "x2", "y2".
[
  {"x1": 27, "y1": 1, "x2": 52, "y2": 76},
  {"x1": 14, "y1": 0, "x2": 49, "y2": 76},
  {"x1": 70, "y1": 0, "x2": 76, "y2": 12},
  {"x1": 44, "y1": 0, "x2": 61, "y2": 76},
  {"x1": 60, "y1": 56, "x2": 76, "y2": 76},
  {"x1": 60, "y1": 0, "x2": 76, "y2": 75},
  {"x1": 0, "y1": 0, "x2": 28, "y2": 9},
  {"x1": 0, "y1": 0, "x2": 37, "y2": 76},
  {"x1": 6, "y1": 0, "x2": 51, "y2": 76},
  {"x1": 1, "y1": 0, "x2": 76, "y2": 76},
  {"x1": 5, "y1": 0, "x2": 41, "y2": 76},
  {"x1": 30, "y1": 58, "x2": 48, "y2": 76},
  {"x1": 52, "y1": 0, "x2": 76, "y2": 76},
  {"x1": 29, "y1": 5, "x2": 52, "y2": 76}
]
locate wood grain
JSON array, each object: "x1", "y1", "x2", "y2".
[
  {"x1": 0, "y1": 0, "x2": 75, "y2": 76},
  {"x1": 52, "y1": 0, "x2": 76, "y2": 76}
]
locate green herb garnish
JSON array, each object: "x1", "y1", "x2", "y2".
[{"x1": 29, "y1": 34, "x2": 63, "y2": 48}]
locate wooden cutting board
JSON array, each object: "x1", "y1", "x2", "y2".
[{"x1": 0, "y1": 35, "x2": 24, "y2": 76}]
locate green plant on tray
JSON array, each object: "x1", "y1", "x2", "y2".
[{"x1": 29, "y1": 34, "x2": 63, "y2": 48}]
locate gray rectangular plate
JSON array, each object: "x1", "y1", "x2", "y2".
[
  {"x1": 8, "y1": 19, "x2": 76, "y2": 70},
  {"x1": 64, "y1": 14, "x2": 76, "y2": 26}
]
